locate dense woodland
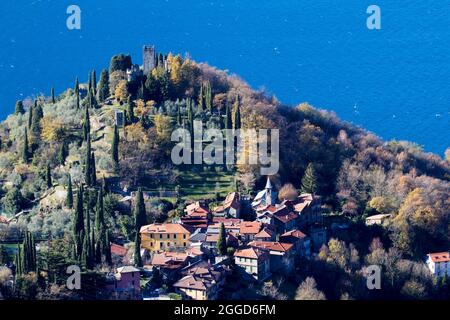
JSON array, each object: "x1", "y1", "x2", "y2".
[{"x1": 0, "y1": 50, "x2": 449, "y2": 300}]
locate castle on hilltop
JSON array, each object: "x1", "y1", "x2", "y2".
[
  {"x1": 143, "y1": 45, "x2": 157, "y2": 75},
  {"x1": 126, "y1": 45, "x2": 168, "y2": 82}
]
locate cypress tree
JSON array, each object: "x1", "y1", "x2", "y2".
[
  {"x1": 225, "y1": 102, "x2": 232, "y2": 130},
  {"x1": 112, "y1": 124, "x2": 119, "y2": 171},
  {"x1": 22, "y1": 128, "x2": 30, "y2": 163},
  {"x1": 51, "y1": 87, "x2": 55, "y2": 104},
  {"x1": 92, "y1": 70, "x2": 97, "y2": 95},
  {"x1": 216, "y1": 223, "x2": 227, "y2": 255},
  {"x1": 127, "y1": 96, "x2": 135, "y2": 124},
  {"x1": 74, "y1": 77, "x2": 79, "y2": 96},
  {"x1": 301, "y1": 163, "x2": 318, "y2": 194},
  {"x1": 85, "y1": 135, "x2": 92, "y2": 186},
  {"x1": 233, "y1": 95, "x2": 241, "y2": 130},
  {"x1": 74, "y1": 186, "x2": 85, "y2": 260},
  {"x1": 94, "y1": 188, "x2": 106, "y2": 264},
  {"x1": 19, "y1": 231, "x2": 37, "y2": 274},
  {"x1": 27, "y1": 106, "x2": 33, "y2": 128},
  {"x1": 31, "y1": 103, "x2": 43, "y2": 146},
  {"x1": 15, "y1": 100, "x2": 25, "y2": 115},
  {"x1": 58, "y1": 141, "x2": 68, "y2": 165},
  {"x1": 198, "y1": 83, "x2": 205, "y2": 111},
  {"x1": 97, "y1": 69, "x2": 109, "y2": 102},
  {"x1": 104, "y1": 231, "x2": 112, "y2": 265},
  {"x1": 205, "y1": 81, "x2": 213, "y2": 111},
  {"x1": 134, "y1": 188, "x2": 147, "y2": 230},
  {"x1": 176, "y1": 104, "x2": 181, "y2": 126},
  {"x1": 66, "y1": 174, "x2": 73, "y2": 209},
  {"x1": 90, "y1": 152, "x2": 97, "y2": 186},
  {"x1": 83, "y1": 104, "x2": 90, "y2": 141},
  {"x1": 46, "y1": 163, "x2": 52, "y2": 189},
  {"x1": 88, "y1": 72, "x2": 92, "y2": 93},
  {"x1": 76, "y1": 92, "x2": 80, "y2": 109},
  {"x1": 15, "y1": 245, "x2": 23, "y2": 276},
  {"x1": 95, "y1": 189, "x2": 105, "y2": 233},
  {"x1": 134, "y1": 231, "x2": 143, "y2": 267},
  {"x1": 81, "y1": 233, "x2": 89, "y2": 269}
]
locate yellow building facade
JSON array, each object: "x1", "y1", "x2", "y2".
[{"x1": 140, "y1": 223, "x2": 190, "y2": 252}]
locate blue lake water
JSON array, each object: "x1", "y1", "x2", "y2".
[{"x1": 0, "y1": 0, "x2": 449, "y2": 155}]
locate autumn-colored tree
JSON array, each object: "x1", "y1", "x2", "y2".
[
  {"x1": 115, "y1": 80, "x2": 129, "y2": 103},
  {"x1": 295, "y1": 277, "x2": 326, "y2": 300},
  {"x1": 278, "y1": 183, "x2": 299, "y2": 201}
]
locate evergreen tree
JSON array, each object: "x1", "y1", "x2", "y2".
[
  {"x1": 46, "y1": 163, "x2": 52, "y2": 189},
  {"x1": 134, "y1": 231, "x2": 143, "y2": 267},
  {"x1": 205, "y1": 81, "x2": 213, "y2": 111},
  {"x1": 15, "y1": 100, "x2": 25, "y2": 115},
  {"x1": 233, "y1": 95, "x2": 241, "y2": 130},
  {"x1": 127, "y1": 96, "x2": 135, "y2": 124},
  {"x1": 301, "y1": 163, "x2": 318, "y2": 194},
  {"x1": 90, "y1": 152, "x2": 97, "y2": 186},
  {"x1": 88, "y1": 72, "x2": 92, "y2": 93},
  {"x1": 74, "y1": 77, "x2": 79, "y2": 96},
  {"x1": 216, "y1": 223, "x2": 227, "y2": 256},
  {"x1": 145, "y1": 73, "x2": 160, "y2": 102},
  {"x1": 76, "y1": 91, "x2": 80, "y2": 109},
  {"x1": 134, "y1": 188, "x2": 147, "y2": 230},
  {"x1": 92, "y1": 70, "x2": 97, "y2": 95},
  {"x1": 198, "y1": 82, "x2": 205, "y2": 111},
  {"x1": 51, "y1": 87, "x2": 55, "y2": 104},
  {"x1": 58, "y1": 141, "x2": 68, "y2": 165},
  {"x1": 95, "y1": 189, "x2": 105, "y2": 233},
  {"x1": 18, "y1": 231, "x2": 37, "y2": 274},
  {"x1": 81, "y1": 233, "x2": 89, "y2": 269},
  {"x1": 27, "y1": 106, "x2": 33, "y2": 128},
  {"x1": 104, "y1": 231, "x2": 112, "y2": 265},
  {"x1": 73, "y1": 186, "x2": 85, "y2": 260},
  {"x1": 97, "y1": 69, "x2": 109, "y2": 102},
  {"x1": 160, "y1": 70, "x2": 171, "y2": 101},
  {"x1": 15, "y1": 245, "x2": 23, "y2": 276},
  {"x1": 112, "y1": 124, "x2": 119, "y2": 171},
  {"x1": 66, "y1": 174, "x2": 73, "y2": 209},
  {"x1": 22, "y1": 128, "x2": 30, "y2": 163},
  {"x1": 31, "y1": 103, "x2": 43, "y2": 146},
  {"x1": 176, "y1": 104, "x2": 182, "y2": 126},
  {"x1": 225, "y1": 102, "x2": 232, "y2": 130},
  {"x1": 85, "y1": 135, "x2": 92, "y2": 186},
  {"x1": 83, "y1": 104, "x2": 90, "y2": 141}
]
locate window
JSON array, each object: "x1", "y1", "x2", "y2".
[
  {"x1": 183, "y1": 234, "x2": 186, "y2": 239},
  {"x1": 167, "y1": 234, "x2": 170, "y2": 239},
  {"x1": 174, "y1": 234, "x2": 177, "y2": 239},
  {"x1": 183, "y1": 242, "x2": 186, "y2": 247},
  {"x1": 159, "y1": 234, "x2": 162, "y2": 239},
  {"x1": 167, "y1": 242, "x2": 171, "y2": 247},
  {"x1": 150, "y1": 242, "x2": 153, "y2": 247}
]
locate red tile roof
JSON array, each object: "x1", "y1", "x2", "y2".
[
  {"x1": 111, "y1": 243, "x2": 128, "y2": 257},
  {"x1": 255, "y1": 228, "x2": 274, "y2": 239},
  {"x1": 234, "y1": 247, "x2": 269, "y2": 260},
  {"x1": 428, "y1": 252, "x2": 450, "y2": 263},
  {"x1": 185, "y1": 201, "x2": 210, "y2": 217},
  {"x1": 249, "y1": 241, "x2": 294, "y2": 253},
  {"x1": 273, "y1": 210, "x2": 298, "y2": 224},
  {"x1": 239, "y1": 221, "x2": 262, "y2": 235},
  {"x1": 281, "y1": 229, "x2": 307, "y2": 239},
  {"x1": 140, "y1": 223, "x2": 190, "y2": 234}
]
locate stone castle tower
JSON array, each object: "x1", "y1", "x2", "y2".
[{"x1": 143, "y1": 45, "x2": 156, "y2": 75}]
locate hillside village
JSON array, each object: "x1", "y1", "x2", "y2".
[{"x1": 0, "y1": 45, "x2": 449, "y2": 300}]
